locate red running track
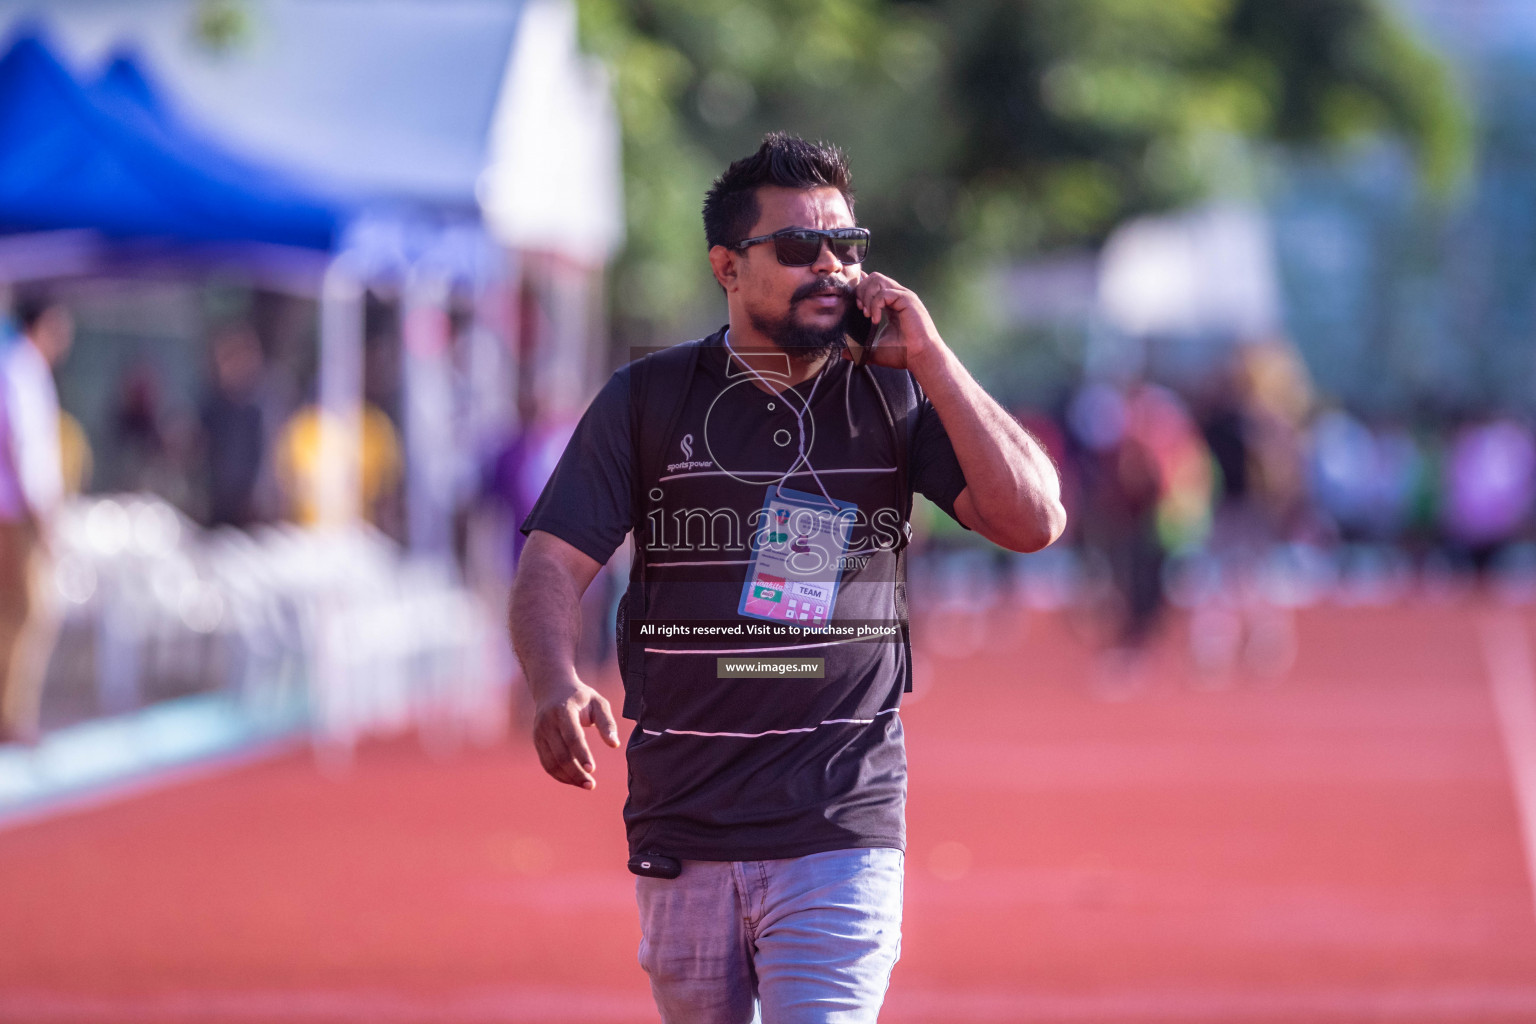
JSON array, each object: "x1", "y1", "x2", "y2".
[{"x1": 1, "y1": 600, "x2": 1535, "y2": 1023}]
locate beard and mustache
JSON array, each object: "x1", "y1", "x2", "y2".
[{"x1": 747, "y1": 276, "x2": 854, "y2": 364}]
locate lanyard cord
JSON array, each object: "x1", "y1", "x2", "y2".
[{"x1": 723, "y1": 329, "x2": 838, "y2": 508}]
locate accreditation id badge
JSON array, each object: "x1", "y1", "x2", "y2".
[{"x1": 738, "y1": 485, "x2": 857, "y2": 626}]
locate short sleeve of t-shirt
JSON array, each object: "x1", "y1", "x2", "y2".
[
  {"x1": 910, "y1": 382, "x2": 970, "y2": 527},
  {"x1": 520, "y1": 367, "x2": 634, "y2": 565}
]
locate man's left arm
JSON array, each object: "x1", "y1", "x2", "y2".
[{"x1": 853, "y1": 273, "x2": 1067, "y2": 553}]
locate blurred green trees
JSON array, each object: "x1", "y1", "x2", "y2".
[{"x1": 577, "y1": 0, "x2": 1465, "y2": 349}]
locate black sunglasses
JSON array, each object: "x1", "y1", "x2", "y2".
[{"x1": 729, "y1": 227, "x2": 870, "y2": 267}]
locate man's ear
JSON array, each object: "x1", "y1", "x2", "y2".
[{"x1": 708, "y1": 245, "x2": 740, "y2": 292}]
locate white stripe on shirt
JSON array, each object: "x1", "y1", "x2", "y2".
[{"x1": 640, "y1": 707, "x2": 899, "y2": 740}]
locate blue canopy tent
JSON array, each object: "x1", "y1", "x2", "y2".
[
  {"x1": 0, "y1": 22, "x2": 564, "y2": 539},
  {"x1": 0, "y1": 33, "x2": 382, "y2": 521},
  {"x1": 0, "y1": 34, "x2": 342, "y2": 250}
]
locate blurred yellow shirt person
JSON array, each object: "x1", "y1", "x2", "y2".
[
  {"x1": 274, "y1": 403, "x2": 401, "y2": 526},
  {"x1": 58, "y1": 410, "x2": 91, "y2": 496}
]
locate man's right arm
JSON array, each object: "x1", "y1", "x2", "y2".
[{"x1": 509, "y1": 528, "x2": 620, "y2": 790}]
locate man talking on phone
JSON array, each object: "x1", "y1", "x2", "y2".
[{"x1": 510, "y1": 133, "x2": 1065, "y2": 1022}]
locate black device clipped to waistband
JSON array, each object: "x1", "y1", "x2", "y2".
[{"x1": 628, "y1": 852, "x2": 683, "y2": 879}]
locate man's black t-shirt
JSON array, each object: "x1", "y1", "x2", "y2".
[{"x1": 522, "y1": 328, "x2": 967, "y2": 860}]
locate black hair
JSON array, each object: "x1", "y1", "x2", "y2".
[
  {"x1": 702, "y1": 132, "x2": 855, "y2": 250},
  {"x1": 12, "y1": 284, "x2": 58, "y2": 332}
]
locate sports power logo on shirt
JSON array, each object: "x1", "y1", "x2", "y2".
[{"x1": 667, "y1": 432, "x2": 714, "y2": 474}]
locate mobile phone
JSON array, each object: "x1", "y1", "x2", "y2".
[
  {"x1": 628, "y1": 852, "x2": 683, "y2": 879},
  {"x1": 842, "y1": 304, "x2": 888, "y2": 368}
]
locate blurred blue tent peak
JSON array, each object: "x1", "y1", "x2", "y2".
[
  {"x1": 89, "y1": 46, "x2": 345, "y2": 211},
  {"x1": 91, "y1": 49, "x2": 169, "y2": 123},
  {"x1": 0, "y1": 32, "x2": 342, "y2": 250}
]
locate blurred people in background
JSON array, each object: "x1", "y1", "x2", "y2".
[
  {"x1": 1442, "y1": 415, "x2": 1536, "y2": 571},
  {"x1": 482, "y1": 394, "x2": 574, "y2": 573},
  {"x1": 1312, "y1": 408, "x2": 1445, "y2": 551},
  {"x1": 58, "y1": 410, "x2": 92, "y2": 497},
  {"x1": 1069, "y1": 377, "x2": 1220, "y2": 689},
  {"x1": 1068, "y1": 382, "x2": 1171, "y2": 681},
  {"x1": 198, "y1": 323, "x2": 266, "y2": 528},
  {"x1": 1238, "y1": 342, "x2": 1314, "y2": 540},
  {"x1": 1310, "y1": 409, "x2": 1388, "y2": 541},
  {"x1": 0, "y1": 288, "x2": 72, "y2": 744},
  {"x1": 1187, "y1": 342, "x2": 1310, "y2": 683},
  {"x1": 1132, "y1": 382, "x2": 1214, "y2": 557},
  {"x1": 275, "y1": 401, "x2": 401, "y2": 528},
  {"x1": 103, "y1": 360, "x2": 196, "y2": 511},
  {"x1": 107, "y1": 364, "x2": 164, "y2": 490},
  {"x1": 1399, "y1": 415, "x2": 1445, "y2": 561},
  {"x1": 479, "y1": 395, "x2": 612, "y2": 674}
]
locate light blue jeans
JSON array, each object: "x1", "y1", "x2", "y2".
[{"x1": 635, "y1": 848, "x2": 904, "y2": 1024}]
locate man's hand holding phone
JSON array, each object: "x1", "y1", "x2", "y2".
[{"x1": 842, "y1": 271, "x2": 941, "y2": 371}]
